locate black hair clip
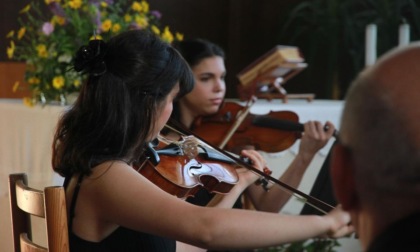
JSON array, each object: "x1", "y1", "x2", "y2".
[{"x1": 74, "y1": 39, "x2": 108, "y2": 76}]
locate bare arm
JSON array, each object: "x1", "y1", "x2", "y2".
[
  {"x1": 245, "y1": 121, "x2": 336, "y2": 212},
  {"x1": 74, "y1": 158, "x2": 352, "y2": 251}
]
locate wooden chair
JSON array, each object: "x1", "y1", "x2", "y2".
[{"x1": 8, "y1": 173, "x2": 69, "y2": 252}]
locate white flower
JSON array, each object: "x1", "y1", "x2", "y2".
[{"x1": 58, "y1": 54, "x2": 72, "y2": 63}]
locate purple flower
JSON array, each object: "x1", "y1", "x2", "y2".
[
  {"x1": 90, "y1": 6, "x2": 101, "y2": 29},
  {"x1": 129, "y1": 22, "x2": 141, "y2": 30},
  {"x1": 48, "y1": 2, "x2": 66, "y2": 18},
  {"x1": 42, "y1": 22, "x2": 54, "y2": 36},
  {"x1": 88, "y1": 0, "x2": 114, "y2": 5},
  {"x1": 150, "y1": 10, "x2": 162, "y2": 19}
]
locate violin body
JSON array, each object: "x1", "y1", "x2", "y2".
[
  {"x1": 136, "y1": 141, "x2": 239, "y2": 199},
  {"x1": 192, "y1": 102, "x2": 302, "y2": 153}
]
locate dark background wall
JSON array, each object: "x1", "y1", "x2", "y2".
[
  {"x1": 148, "y1": 0, "x2": 302, "y2": 99},
  {"x1": 0, "y1": 0, "x2": 307, "y2": 99},
  {"x1": 2, "y1": 0, "x2": 419, "y2": 99},
  {"x1": 149, "y1": 0, "x2": 302, "y2": 97}
]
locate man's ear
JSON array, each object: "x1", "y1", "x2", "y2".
[{"x1": 330, "y1": 143, "x2": 358, "y2": 210}]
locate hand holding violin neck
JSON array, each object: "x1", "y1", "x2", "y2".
[{"x1": 253, "y1": 116, "x2": 338, "y2": 137}]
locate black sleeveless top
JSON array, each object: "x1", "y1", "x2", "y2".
[{"x1": 65, "y1": 174, "x2": 176, "y2": 252}]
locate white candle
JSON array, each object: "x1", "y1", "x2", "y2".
[
  {"x1": 399, "y1": 23, "x2": 410, "y2": 47},
  {"x1": 365, "y1": 24, "x2": 377, "y2": 67}
]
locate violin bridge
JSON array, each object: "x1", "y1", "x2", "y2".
[{"x1": 180, "y1": 136, "x2": 199, "y2": 159}]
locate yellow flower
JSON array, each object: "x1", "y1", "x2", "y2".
[
  {"x1": 90, "y1": 34, "x2": 103, "y2": 40},
  {"x1": 52, "y1": 15, "x2": 66, "y2": 26},
  {"x1": 161, "y1": 26, "x2": 174, "y2": 43},
  {"x1": 101, "y1": 19, "x2": 112, "y2": 32},
  {"x1": 135, "y1": 15, "x2": 148, "y2": 28},
  {"x1": 12, "y1": 81, "x2": 20, "y2": 93},
  {"x1": 112, "y1": 23, "x2": 121, "y2": 33},
  {"x1": 151, "y1": 25, "x2": 160, "y2": 35},
  {"x1": 57, "y1": 16, "x2": 66, "y2": 26},
  {"x1": 132, "y1": 1, "x2": 142, "y2": 12},
  {"x1": 23, "y1": 97, "x2": 34, "y2": 107},
  {"x1": 52, "y1": 76, "x2": 65, "y2": 90},
  {"x1": 124, "y1": 14, "x2": 132, "y2": 23},
  {"x1": 9, "y1": 0, "x2": 183, "y2": 105},
  {"x1": 68, "y1": 0, "x2": 82, "y2": 9},
  {"x1": 17, "y1": 27, "x2": 26, "y2": 40},
  {"x1": 36, "y1": 44, "x2": 48, "y2": 58},
  {"x1": 141, "y1": 1, "x2": 149, "y2": 13},
  {"x1": 73, "y1": 79, "x2": 81, "y2": 88},
  {"x1": 176, "y1": 32, "x2": 184, "y2": 41},
  {"x1": 19, "y1": 4, "x2": 30, "y2": 14},
  {"x1": 7, "y1": 41, "x2": 15, "y2": 59},
  {"x1": 45, "y1": 0, "x2": 61, "y2": 4},
  {"x1": 6, "y1": 30, "x2": 14, "y2": 38},
  {"x1": 28, "y1": 77, "x2": 41, "y2": 85}
]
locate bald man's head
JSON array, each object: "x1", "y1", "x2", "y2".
[
  {"x1": 339, "y1": 43, "x2": 420, "y2": 202},
  {"x1": 331, "y1": 44, "x2": 420, "y2": 251}
]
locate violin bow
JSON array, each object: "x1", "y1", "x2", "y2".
[
  {"x1": 165, "y1": 120, "x2": 335, "y2": 214},
  {"x1": 218, "y1": 97, "x2": 256, "y2": 149}
]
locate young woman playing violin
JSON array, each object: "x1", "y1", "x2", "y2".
[
  {"x1": 171, "y1": 38, "x2": 337, "y2": 213},
  {"x1": 53, "y1": 30, "x2": 352, "y2": 252}
]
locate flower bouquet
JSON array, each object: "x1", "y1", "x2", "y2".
[{"x1": 6, "y1": 0, "x2": 183, "y2": 106}]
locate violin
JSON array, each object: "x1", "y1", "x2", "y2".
[
  {"x1": 135, "y1": 136, "x2": 241, "y2": 199},
  {"x1": 146, "y1": 123, "x2": 335, "y2": 214},
  {"x1": 192, "y1": 100, "x2": 337, "y2": 153},
  {"x1": 192, "y1": 100, "x2": 302, "y2": 153}
]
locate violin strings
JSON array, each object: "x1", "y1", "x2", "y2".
[{"x1": 164, "y1": 120, "x2": 334, "y2": 214}]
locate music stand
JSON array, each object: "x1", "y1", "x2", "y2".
[{"x1": 237, "y1": 45, "x2": 314, "y2": 103}]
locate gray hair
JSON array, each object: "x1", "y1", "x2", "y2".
[{"x1": 340, "y1": 71, "x2": 420, "y2": 203}]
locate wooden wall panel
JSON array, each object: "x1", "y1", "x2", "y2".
[
  {"x1": 0, "y1": 62, "x2": 30, "y2": 98},
  {"x1": 149, "y1": 0, "x2": 300, "y2": 98},
  {"x1": 1, "y1": 0, "x2": 301, "y2": 98}
]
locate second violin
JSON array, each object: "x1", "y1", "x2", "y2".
[{"x1": 191, "y1": 101, "x2": 303, "y2": 153}]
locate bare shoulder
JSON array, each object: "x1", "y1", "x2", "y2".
[
  {"x1": 84, "y1": 160, "x2": 190, "y2": 213},
  {"x1": 79, "y1": 160, "x2": 202, "y2": 234},
  {"x1": 84, "y1": 160, "x2": 148, "y2": 197}
]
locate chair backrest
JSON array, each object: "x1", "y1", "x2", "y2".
[{"x1": 9, "y1": 173, "x2": 69, "y2": 252}]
